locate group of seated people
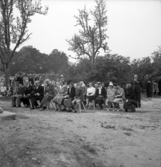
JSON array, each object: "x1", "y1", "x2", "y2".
[{"x1": 10, "y1": 76, "x2": 139, "y2": 112}]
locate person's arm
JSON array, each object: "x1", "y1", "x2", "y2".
[
  {"x1": 62, "y1": 86, "x2": 68, "y2": 96},
  {"x1": 48, "y1": 85, "x2": 55, "y2": 96},
  {"x1": 40, "y1": 86, "x2": 44, "y2": 96},
  {"x1": 70, "y1": 87, "x2": 76, "y2": 97},
  {"x1": 90, "y1": 87, "x2": 95, "y2": 96},
  {"x1": 106, "y1": 88, "x2": 109, "y2": 98},
  {"x1": 86, "y1": 88, "x2": 89, "y2": 96},
  {"x1": 115, "y1": 89, "x2": 123, "y2": 98},
  {"x1": 103, "y1": 87, "x2": 107, "y2": 98}
]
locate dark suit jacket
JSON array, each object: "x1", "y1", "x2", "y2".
[
  {"x1": 125, "y1": 87, "x2": 136, "y2": 101},
  {"x1": 95, "y1": 87, "x2": 106, "y2": 99},
  {"x1": 44, "y1": 84, "x2": 55, "y2": 97},
  {"x1": 17, "y1": 76, "x2": 23, "y2": 85},
  {"x1": 25, "y1": 85, "x2": 34, "y2": 96},
  {"x1": 67, "y1": 86, "x2": 76, "y2": 100},
  {"x1": 33, "y1": 85, "x2": 44, "y2": 98}
]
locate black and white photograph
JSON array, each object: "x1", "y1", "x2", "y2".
[{"x1": 0, "y1": 0, "x2": 161, "y2": 166}]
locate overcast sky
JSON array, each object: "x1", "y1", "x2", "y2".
[{"x1": 19, "y1": 0, "x2": 161, "y2": 62}]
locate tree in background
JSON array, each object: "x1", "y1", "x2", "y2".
[
  {"x1": 66, "y1": 0, "x2": 109, "y2": 63},
  {"x1": 0, "y1": 0, "x2": 48, "y2": 88},
  {"x1": 10, "y1": 46, "x2": 48, "y2": 75},
  {"x1": 9, "y1": 47, "x2": 69, "y2": 76},
  {"x1": 46, "y1": 49, "x2": 69, "y2": 75},
  {"x1": 66, "y1": 54, "x2": 131, "y2": 85}
]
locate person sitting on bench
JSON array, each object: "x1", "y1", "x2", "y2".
[
  {"x1": 106, "y1": 81, "x2": 116, "y2": 109},
  {"x1": 72, "y1": 83, "x2": 83, "y2": 113},
  {"x1": 30, "y1": 80, "x2": 44, "y2": 110},
  {"x1": 62, "y1": 81, "x2": 76, "y2": 111},
  {"x1": 40, "y1": 79, "x2": 55, "y2": 111},
  {"x1": 124, "y1": 84, "x2": 137, "y2": 112},
  {"x1": 95, "y1": 82, "x2": 106, "y2": 110},
  {"x1": 113, "y1": 83, "x2": 125, "y2": 110}
]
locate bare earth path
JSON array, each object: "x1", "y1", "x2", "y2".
[{"x1": 0, "y1": 97, "x2": 161, "y2": 167}]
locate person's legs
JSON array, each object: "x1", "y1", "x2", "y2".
[
  {"x1": 86, "y1": 97, "x2": 89, "y2": 106},
  {"x1": 16, "y1": 95, "x2": 22, "y2": 107},
  {"x1": 30, "y1": 96, "x2": 35, "y2": 109},
  {"x1": 123, "y1": 100, "x2": 129, "y2": 112},
  {"x1": 76, "y1": 99, "x2": 81, "y2": 113},
  {"x1": 99, "y1": 98, "x2": 104, "y2": 110},
  {"x1": 72, "y1": 99, "x2": 77, "y2": 112},
  {"x1": 11, "y1": 96, "x2": 16, "y2": 107},
  {"x1": 28, "y1": 98, "x2": 32, "y2": 108},
  {"x1": 130, "y1": 103, "x2": 136, "y2": 112},
  {"x1": 20, "y1": 97, "x2": 26, "y2": 106},
  {"x1": 96, "y1": 97, "x2": 102, "y2": 109}
]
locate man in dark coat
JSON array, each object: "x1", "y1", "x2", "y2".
[
  {"x1": 66, "y1": 82, "x2": 76, "y2": 101},
  {"x1": 95, "y1": 82, "x2": 106, "y2": 110},
  {"x1": 124, "y1": 84, "x2": 137, "y2": 112},
  {"x1": 62, "y1": 81, "x2": 76, "y2": 111},
  {"x1": 30, "y1": 80, "x2": 44, "y2": 109},
  {"x1": 146, "y1": 80, "x2": 152, "y2": 97},
  {"x1": 131, "y1": 74, "x2": 142, "y2": 108},
  {"x1": 21, "y1": 81, "x2": 34, "y2": 107},
  {"x1": 16, "y1": 72, "x2": 23, "y2": 85}
]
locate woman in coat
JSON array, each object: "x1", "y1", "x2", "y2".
[{"x1": 40, "y1": 79, "x2": 55, "y2": 111}]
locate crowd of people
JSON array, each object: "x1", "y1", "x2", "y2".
[{"x1": 0, "y1": 72, "x2": 160, "y2": 113}]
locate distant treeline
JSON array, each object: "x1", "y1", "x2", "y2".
[{"x1": 9, "y1": 46, "x2": 161, "y2": 86}]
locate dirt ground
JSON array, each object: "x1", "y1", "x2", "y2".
[{"x1": 0, "y1": 96, "x2": 161, "y2": 167}]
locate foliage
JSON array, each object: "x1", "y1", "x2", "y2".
[
  {"x1": 0, "y1": 0, "x2": 48, "y2": 87},
  {"x1": 9, "y1": 46, "x2": 69, "y2": 76},
  {"x1": 66, "y1": 54, "x2": 131, "y2": 85},
  {"x1": 66, "y1": 0, "x2": 109, "y2": 63},
  {"x1": 66, "y1": 47, "x2": 161, "y2": 85}
]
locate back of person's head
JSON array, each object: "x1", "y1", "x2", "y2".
[
  {"x1": 80, "y1": 81, "x2": 85, "y2": 87},
  {"x1": 77, "y1": 82, "x2": 81, "y2": 88},
  {"x1": 44, "y1": 79, "x2": 51, "y2": 85},
  {"x1": 35, "y1": 80, "x2": 40, "y2": 86},
  {"x1": 126, "y1": 84, "x2": 131, "y2": 89}
]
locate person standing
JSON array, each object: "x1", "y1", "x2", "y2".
[
  {"x1": 146, "y1": 79, "x2": 152, "y2": 98},
  {"x1": 131, "y1": 74, "x2": 142, "y2": 107}
]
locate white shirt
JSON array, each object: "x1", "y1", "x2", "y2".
[
  {"x1": 98, "y1": 87, "x2": 102, "y2": 94},
  {"x1": 87, "y1": 86, "x2": 95, "y2": 96}
]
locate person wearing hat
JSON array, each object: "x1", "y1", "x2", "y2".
[
  {"x1": 95, "y1": 82, "x2": 106, "y2": 109},
  {"x1": 106, "y1": 81, "x2": 116, "y2": 109}
]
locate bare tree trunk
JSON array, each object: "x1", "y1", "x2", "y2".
[{"x1": 4, "y1": 63, "x2": 10, "y2": 90}]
